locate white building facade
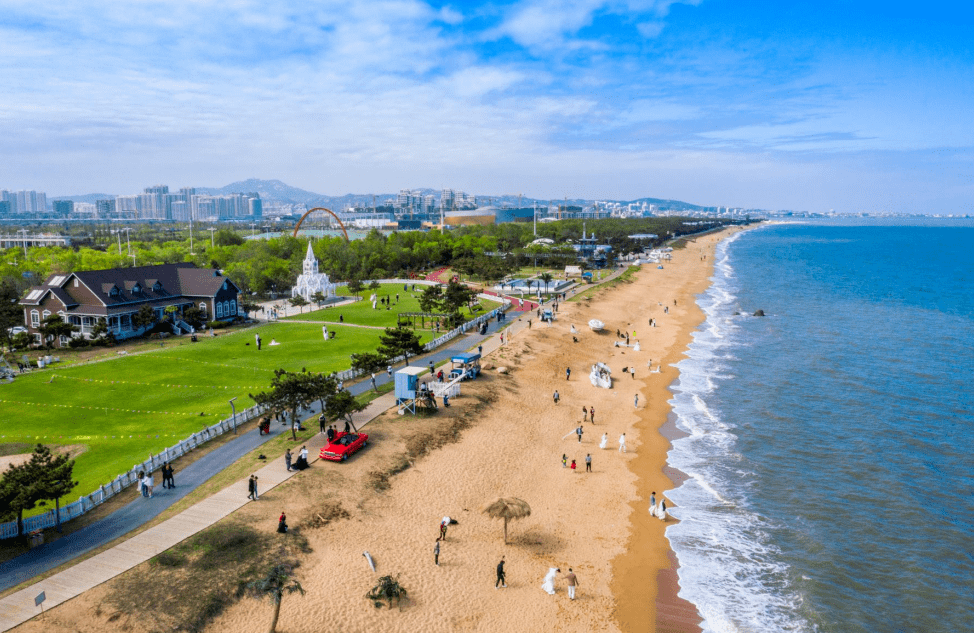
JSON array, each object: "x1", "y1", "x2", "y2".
[{"x1": 291, "y1": 241, "x2": 336, "y2": 302}]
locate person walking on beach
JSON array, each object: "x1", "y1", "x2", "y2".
[
  {"x1": 600, "y1": 433, "x2": 608, "y2": 449},
  {"x1": 634, "y1": 393, "x2": 639, "y2": 408},
  {"x1": 570, "y1": 459, "x2": 577, "y2": 473},
  {"x1": 553, "y1": 390, "x2": 560, "y2": 404},
  {"x1": 541, "y1": 568, "x2": 559, "y2": 595},
  {"x1": 582, "y1": 406, "x2": 588, "y2": 422},
  {"x1": 590, "y1": 406, "x2": 595, "y2": 424},
  {"x1": 562, "y1": 454, "x2": 568, "y2": 468},
  {"x1": 576, "y1": 424, "x2": 584, "y2": 443},
  {"x1": 566, "y1": 367, "x2": 571, "y2": 380},
  {"x1": 585, "y1": 454, "x2": 592, "y2": 472},
  {"x1": 496, "y1": 556, "x2": 507, "y2": 588},
  {"x1": 618, "y1": 433, "x2": 627, "y2": 453},
  {"x1": 434, "y1": 540, "x2": 440, "y2": 566},
  {"x1": 650, "y1": 491, "x2": 657, "y2": 512},
  {"x1": 566, "y1": 568, "x2": 578, "y2": 600},
  {"x1": 284, "y1": 448, "x2": 292, "y2": 472}
]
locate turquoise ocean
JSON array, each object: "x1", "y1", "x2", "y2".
[{"x1": 666, "y1": 220, "x2": 974, "y2": 632}]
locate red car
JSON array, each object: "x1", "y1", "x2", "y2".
[{"x1": 319, "y1": 431, "x2": 369, "y2": 462}]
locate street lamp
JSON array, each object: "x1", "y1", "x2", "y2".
[
  {"x1": 18, "y1": 229, "x2": 28, "y2": 257},
  {"x1": 209, "y1": 227, "x2": 217, "y2": 248},
  {"x1": 229, "y1": 397, "x2": 238, "y2": 434},
  {"x1": 250, "y1": 222, "x2": 256, "y2": 237},
  {"x1": 121, "y1": 227, "x2": 132, "y2": 255}
]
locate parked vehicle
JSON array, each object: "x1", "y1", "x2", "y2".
[{"x1": 319, "y1": 431, "x2": 369, "y2": 462}]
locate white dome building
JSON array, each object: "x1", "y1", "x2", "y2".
[{"x1": 292, "y1": 241, "x2": 336, "y2": 302}]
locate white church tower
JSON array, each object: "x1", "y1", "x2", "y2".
[{"x1": 292, "y1": 241, "x2": 336, "y2": 302}]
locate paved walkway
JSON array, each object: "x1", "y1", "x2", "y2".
[{"x1": 0, "y1": 313, "x2": 520, "y2": 631}]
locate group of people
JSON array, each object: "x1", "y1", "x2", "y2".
[
  {"x1": 541, "y1": 566, "x2": 580, "y2": 599},
  {"x1": 431, "y1": 521, "x2": 581, "y2": 600},
  {"x1": 562, "y1": 453, "x2": 593, "y2": 473},
  {"x1": 596, "y1": 432, "x2": 627, "y2": 452},
  {"x1": 138, "y1": 463, "x2": 175, "y2": 498}
]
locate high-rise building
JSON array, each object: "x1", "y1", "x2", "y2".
[
  {"x1": 249, "y1": 196, "x2": 262, "y2": 218},
  {"x1": 96, "y1": 199, "x2": 116, "y2": 218},
  {"x1": 0, "y1": 200, "x2": 11, "y2": 217},
  {"x1": 53, "y1": 200, "x2": 74, "y2": 216},
  {"x1": 11, "y1": 190, "x2": 47, "y2": 214},
  {"x1": 0, "y1": 190, "x2": 15, "y2": 215},
  {"x1": 115, "y1": 195, "x2": 141, "y2": 219}
]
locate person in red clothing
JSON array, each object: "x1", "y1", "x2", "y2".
[{"x1": 570, "y1": 459, "x2": 577, "y2": 473}]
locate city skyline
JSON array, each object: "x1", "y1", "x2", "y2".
[{"x1": 1, "y1": 1, "x2": 971, "y2": 214}]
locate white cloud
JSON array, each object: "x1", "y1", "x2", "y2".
[{"x1": 636, "y1": 21, "x2": 665, "y2": 38}]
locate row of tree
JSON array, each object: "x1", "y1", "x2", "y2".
[
  {"x1": 250, "y1": 369, "x2": 367, "y2": 440},
  {"x1": 2, "y1": 218, "x2": 733, "y2": 301}
]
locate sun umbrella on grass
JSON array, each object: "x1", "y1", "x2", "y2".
[{"x1": 482, "y1": 497, "x2": 531, "y2": 544}]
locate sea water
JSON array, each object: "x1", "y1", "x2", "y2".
[{"x1": 666, "y1": 220, "x2": 974, "y2": 633}]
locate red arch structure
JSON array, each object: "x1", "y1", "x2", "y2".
[{"x1": 292, "y1": 207, "x2": 350, "y2": 241}]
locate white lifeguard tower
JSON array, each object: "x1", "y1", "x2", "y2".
[{"x1": 292, "y1": 241, "x2": 336, "y2": 302}]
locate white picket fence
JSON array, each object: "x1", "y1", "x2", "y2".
[
  {"x1": 0, "y1": 402, "x2": 269, "y2": 540},
  {"x1": 1, "y1": 287, "x2": 511, "y2": 540}
]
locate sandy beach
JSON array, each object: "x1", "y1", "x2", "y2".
[{"x1": 13, "y1": 228, "x2": 736, "y2": 633}]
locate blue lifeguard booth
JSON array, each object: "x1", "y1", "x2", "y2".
[
  {"x1": 395, "y1": 366, "x2": 427, "y2": 414},
  {"x1": 449, "y1": 352, "x2": 481, "y2": 381}
]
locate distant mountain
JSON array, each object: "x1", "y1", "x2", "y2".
[
  {"x1": 628, "y1": 197, "x2": 711, "y2": 211},
  {"x1": 52, "y1": 193, "x2": 115, "y2": 204},
  {"x1": 59, "y1": 179, "x2": 712, "y2": 211}
]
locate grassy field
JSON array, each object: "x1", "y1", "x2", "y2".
[
  {"x1": 284, "y1": 283, "x2": 501, "y2": 329},
  {"x1": 0, "y1": 321, "x2": 430, "y2": 510}
]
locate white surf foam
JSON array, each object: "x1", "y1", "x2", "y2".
[{"x1": 666, "y1": 231, "x2": 814, "y2": 633}]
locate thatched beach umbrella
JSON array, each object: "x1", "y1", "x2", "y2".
[{"x1": 482, "y1": 497, "x2": 531, "y2": 544}]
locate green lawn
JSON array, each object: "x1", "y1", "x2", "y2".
[
  {"x1": 285, "y1": 283, "x2": 501, "y2": 329},
  {"x1": 0, "y1": 321, "x2": 430, "y2": 511}
]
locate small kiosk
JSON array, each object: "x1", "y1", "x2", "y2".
[
  {"x1": 449, "y1": 352, "x2": 482, "y2": 381},
  {"x1": 395, "y1": 366, "x2": 428, "y2": 414}
]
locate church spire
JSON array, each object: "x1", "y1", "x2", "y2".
[{"x1": 303, "y1": 241, "x2": 318, "y2": 275}]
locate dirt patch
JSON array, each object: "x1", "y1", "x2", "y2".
[{"x1": 0, "y1": 443, "x2": 87, "y2": 471}]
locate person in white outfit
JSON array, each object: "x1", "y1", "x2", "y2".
[
  {"x1": 657, "y1": 499, "x2": 667, "y2": 521},
  {"x1": 618, "y1": 433, "x2": 627, "y2": 452},
  {"x1": 599, "y1": 433, "x2": 608, "y2": 449},
  {"x1": 541, "y1": 567, "x2": 559, "y2": 595}
]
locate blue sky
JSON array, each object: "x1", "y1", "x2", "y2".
[{"x1": 1, "y1": 0, "x2": 971, "y2": 212}]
